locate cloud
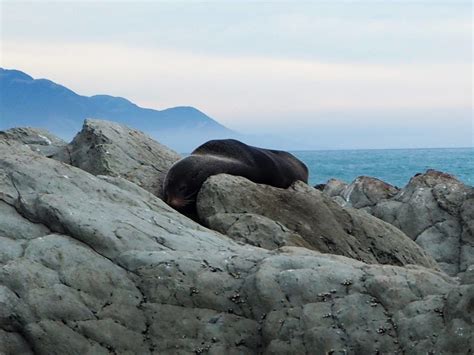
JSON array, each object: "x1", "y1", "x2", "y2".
[
  {"x1": 1, "y1": 1, "x2": 471, "y2": 64},
  {"x1": 2, "y1": 40, "x2": 470, "y2": 129}
]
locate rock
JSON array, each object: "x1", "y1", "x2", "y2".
[
  {"x1": 369, "y1": 170, "x2": 474, "y2": 276},
  {"x1": 197, "y1": 174, "x2": 438, "y2": 269},
  {"x1": 321, "y1": 178, "x2": 348, "y2": 198},
  {"x1": 0, "y1": 328, "x2": 33, "y2": 355},
  {"x1": 320, "y1": 170, "x2": 474, "y2": 277},
  {"x1": 321, "y1": 176, "x2": 399, "y2": 209},
  {"x1": 0, "y1": 135, "x2": 472, "y2": 354},
  {"x1": 205, "y1": 213, "x2": 313, "y2": 250},
  {"x1": 53, "y1": 119, "x2": 180, "y2": 198},
  {"x1": 0, "y1": 127, "x2": 66, "y2": 157},
  {"x1": 339, "y1": 176, "x2": 399, "y2": 209},
  {"x1": 332, "y1": 195, "x2": 348, "y2": 207},
  {"x1": 460, "y1": 264, "x2": 474, "y2": 285}
]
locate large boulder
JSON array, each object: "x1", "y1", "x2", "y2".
[
  {"x1": 320, "y1": 170, "x2": 474, "y2": 277},
  {"x1": 371, "y1": 170, "x2": 474, "y2": 277},
  {"x1": 0, "y1": 138, "x2": 472, "y2": 354},
  {"x1": 53, "y1": 119, "x2": 180, "y2": 198},
  {"x1": 319, "y1": 178, "x2": 348, "y2": 198},
  {"x1": 197, "y1": 174, "x2": 437, "y2": 269},
  {"x1": 0, "y1": 127, "x2": 66, "y2": 157},
  {"x1": 337, "y1": 176, "x2": 399, "y2": 209},
  {"x1": 320, "y1": 176, "x2": 400, "y2": 210}
]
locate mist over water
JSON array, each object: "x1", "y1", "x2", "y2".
[{"x1": 293, "y1": 147, "x2": 474, "y2": 188}]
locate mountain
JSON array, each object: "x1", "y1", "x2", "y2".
[{"x1": 0, "y1": 68, "x2": 236, "y2": 151}]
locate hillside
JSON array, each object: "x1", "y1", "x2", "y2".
[{"x1": 0, "y1": 68, "x2": 235, "y2": 151}]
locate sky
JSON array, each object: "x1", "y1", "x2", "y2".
[{"x1": 0, "y1": 0, "x2": 472, "y2": 149}]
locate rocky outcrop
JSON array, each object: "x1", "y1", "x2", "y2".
[
  {"x1": 372, "y1": 170, "x2": 474, "y2": 277},
  {"x1": 0, "y1": 127, "x2": 66, "y2": 157},
  {"x1": 203, "y1": 213, "x2": 314, "y2": 250},
  {"x1": 321, "y1": 170, "x2": 474, "y2": 277},
  {"x1": 341, "y1": 176, "x2": 399, "y2": 209},
  {"x1": 321, "y1": 176, "x2": 399, "y2": 210},
  {"x1": 53, "y1": 119, "x2": 180, "y2": 198},
  {"x1": 0, "y1": 132, "x2": 472, "y2": 354},
  {"x1": 318, "y1": 178, "x2": 348, "y2": 198},
  {"x1": 197, "y1": 174, "x2": 437, "y2": 269}
]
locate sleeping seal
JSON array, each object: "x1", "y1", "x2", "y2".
[{"x1": 163, "y1": 139, "x2": 308, "y2": 215}]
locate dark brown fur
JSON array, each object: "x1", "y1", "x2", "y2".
[{"x1": 163, "y1": 139, "x2": 308, "y2": 216}]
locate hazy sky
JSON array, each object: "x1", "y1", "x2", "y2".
[{"x1": 1, "y1": 0, "x2": 472, "y2": 149}]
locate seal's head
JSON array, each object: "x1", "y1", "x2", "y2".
[{"x1": 163, "y1": 155, "x2": 214, "y2": 212}]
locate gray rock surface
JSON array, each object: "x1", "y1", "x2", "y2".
[
  {"x1": 0, "y1": 139, "x2": 472, "y2": 354},
  {"x1": 321, "y1": 170, "x2": 474, "y2": 277},
  {"x1": 0, "y1": 127, "x2": 66, "y2": 157},
  {"x1": 371, "y1": 170, "x2": 474, "y2": 277},
  {"x1": 205, "y1": 213, "x2": 313, "y2": 250},
  {"x1": 338, "y1": 176, "x2": 399, "y2": 209},
  {"x1": 321, "y1": 178, "x2": 348, "y2": 198},
  {"x1": 53, "y1": 119, "x2": 180, "y2": 198},
  {"x1": 197, "y1": 174, "x2": 437, "y2": 269}
]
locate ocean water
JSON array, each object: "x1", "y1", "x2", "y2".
[{"x1": 292, "y1": 147, "x2": 473, "y2": 188}]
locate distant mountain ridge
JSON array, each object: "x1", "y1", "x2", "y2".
[{"x1": 0, "y1": 68, "x2": 235, "y2": 151}]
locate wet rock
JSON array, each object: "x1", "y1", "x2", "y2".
[
  {"x1": 53, "y1": 119, "x2": 180, "y2": 198},
  {"x1": 197, "y1": 174, "x2": 437, "y2": 269}
]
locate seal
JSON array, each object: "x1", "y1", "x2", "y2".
[{"x1": 163, "y1": 139, "x2": 308, "y2": 215}]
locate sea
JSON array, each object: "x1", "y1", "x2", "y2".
[{"x1": 292, "y1": 147, "x2": 473, "y2": 188}]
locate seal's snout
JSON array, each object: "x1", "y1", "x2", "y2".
[{"x1": 167, "y1": 196, "x2": 186, "y2": 209}]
